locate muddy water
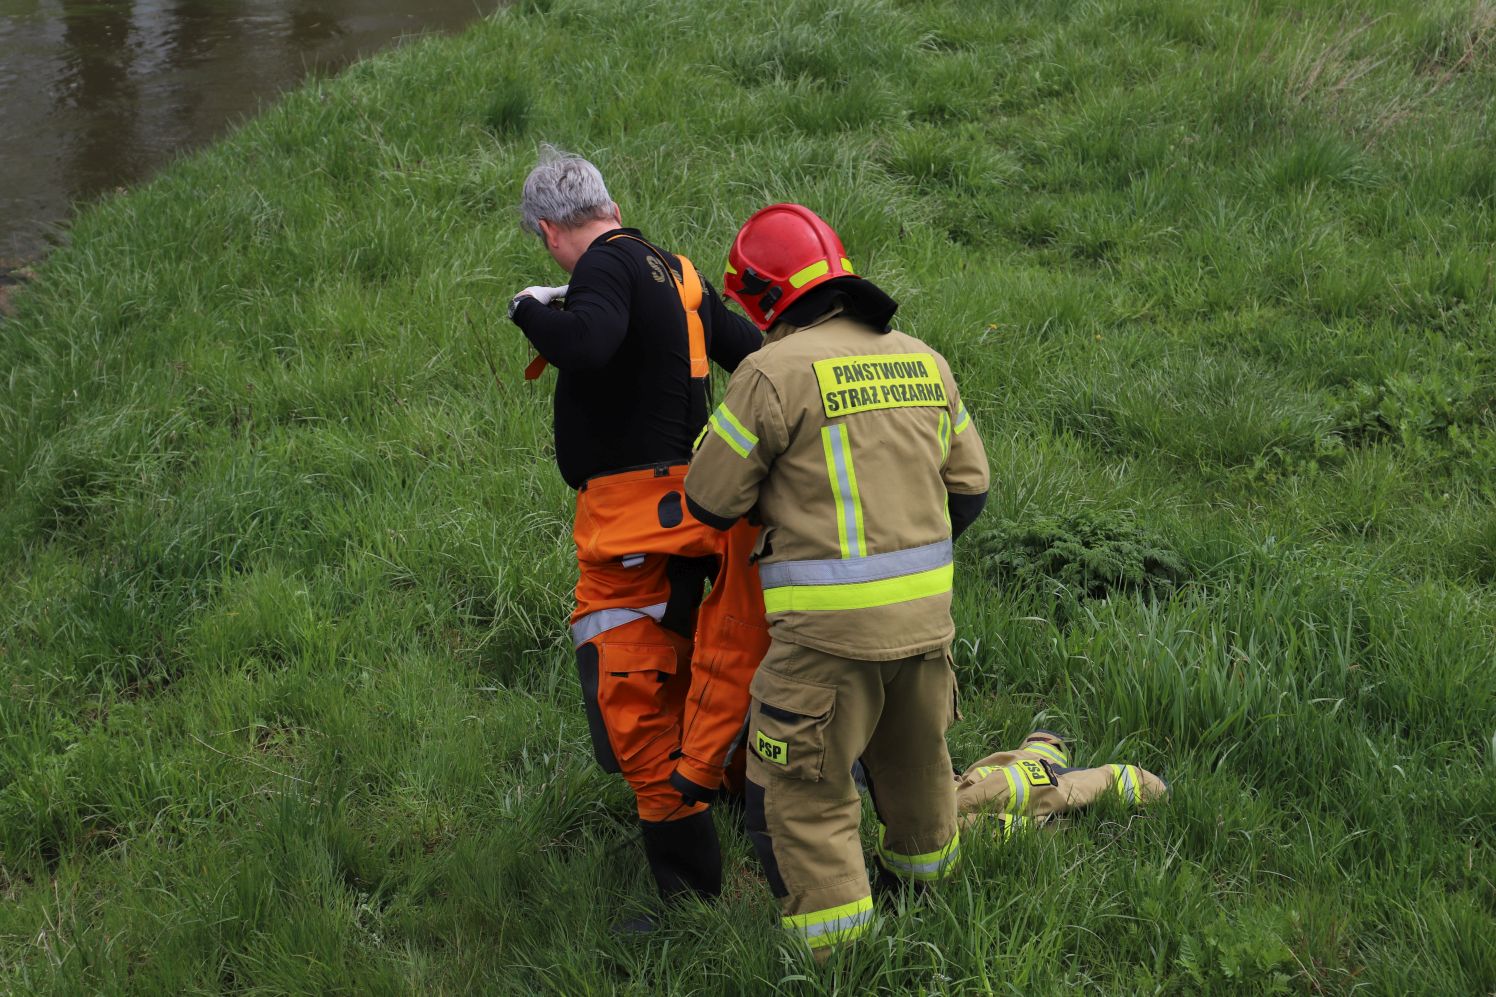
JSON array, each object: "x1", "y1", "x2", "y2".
[{"x1": 0, "y1": 0, "x2": 501, "y2": 259}]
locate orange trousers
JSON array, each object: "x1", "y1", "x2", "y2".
[{"x1": 571, "y1": 464, "x2": 770, "y2": 822}]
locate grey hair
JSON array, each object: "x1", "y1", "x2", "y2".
[{"x1": 519, "y1": 144, "x2": 617, "y2": 235}]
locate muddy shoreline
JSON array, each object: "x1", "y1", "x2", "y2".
[{"x1": 0, "y1": 262, "x2": 37, "y2": 320}]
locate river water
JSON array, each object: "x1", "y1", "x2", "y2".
[{"x1": 0, "y1": 0, "x2": 500, "y2": 260}]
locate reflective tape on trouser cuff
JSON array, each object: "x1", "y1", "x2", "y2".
[
  {"x1": 994, "y1": 813, "x2": 1031, "y2": 841},
  {"x1": 878, "y1": 828, "x2": 960, "y2": 882},
  {"x1": 570, "y1": 603, "x2": 668, "y2": 646},
  {"x1": 762, "y1": 563, "x2": 952, "y2": 613},
  {"x1": 782, "y1": 896, "x2": 874, "y2": 949},
  {"x1": 1111, "y1": 764, "x2": 1141, "y2": 804}
]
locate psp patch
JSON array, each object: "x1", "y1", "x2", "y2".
[
  {"x1": 813, "y1": 353, "x2": 948, "y2": 418},
  {"x1": 755, "y1": 729, "x2": 788, "y2": 765},
  {"x1": 1015, "y1": 758, "x2": 1055, "y2": 788}
]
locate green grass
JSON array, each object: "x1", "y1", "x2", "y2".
[{"x1": 2, "y1": 0, "x2": 1494, "y2": 992}]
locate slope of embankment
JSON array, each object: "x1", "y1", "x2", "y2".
[{"x1": 2, "y1": 0, "x2": 1493, "y2": 991}]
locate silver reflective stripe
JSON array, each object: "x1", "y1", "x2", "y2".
[
  {"x1": 801, "y1": 906, "x2": 874, "y2": 941},
  {"x1": 711, "y1": 409, "x2": 757, "y2": 455},
  {"x1": 881, "y1": 846, "x2": 960, "y2": 878},
  {"x1": 825, "y1": 424, "x2": 863, "y2": 558},
  {"x1": 1026, "y1": 742, "x2": 1066, "y2": 766},
  {"x1": 758, "y1": 539, "x2": 953, "y2": 589},
  {"x1": 1005, "y1": 765, "x2": 1029, "y2": 815},
  {"x1": 570, "y1": 602, "x2": 668, "y2": 646},
  {"x1": 1118, "y1": 764, "x2": 1137, "y2": 804}
]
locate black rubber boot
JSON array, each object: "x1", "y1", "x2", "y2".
[
  {"x1": 611, "y1": 811, "x2": 723, "y2": 937},
  {"x1": 871, "y1": 855, "x2": 933, "y2": 911},
  {"x1": 610, "y1": 912, "x2": 662, "y2": 936},
  {"x1": 639, "y1": 808, "x2": 723, "y2": 903}
]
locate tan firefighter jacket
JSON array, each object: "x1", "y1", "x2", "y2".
[
  {"x1": 684, "y1": 312, "x2": 989, "y2": 660},
  {"x1": 956, "y1": 733, "x2": 1169, "y2": 837}
]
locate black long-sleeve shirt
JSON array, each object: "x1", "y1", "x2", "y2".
[{"x1": 511, "y1": 228, "x2": 762, "y2": 489}]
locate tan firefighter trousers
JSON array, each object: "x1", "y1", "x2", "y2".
[{"x1": 744, "y1": 638, "x2": 959, "y2": 956}]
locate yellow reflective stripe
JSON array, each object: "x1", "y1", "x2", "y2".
[
  {"x1": 879, "y1": 828, "x2": 961, "y2": 881},
  {"x1": 821, "y1": 428, "x2": 849, "y2": 557},
  {"x1": 842, "y1": 432, "x2": 866, "y2": 557},
  {"x1": 693, "y1": 423, "x2": 709, "y2": 451},
  {"x1": 782, "y1": 896, "x2": 874, "y2": 949},
  {"x1": 715, "y1": 404, "x2": 757, "y2": 446},
  {"x1": 711, "y1": 418, "x2": 750, "y2": 458},
  {"x1": 821, "y1": 425, "x2": 865, "y2": 559},
  {"x1": 709, "y1": 404, "x2": 757, "y2": 459},
  {"x1": 1111, "y1": 764, "x2": 1139, "y2": 804},
  {"x1": 1026, "y1": 742, "x2": 1067, "y2": 766},
  {"x1": 789, "y1": 259, "x2": 831, "y2": 288},
  {"x1": 937, "y1": 410, "x2": 952, "y2": 461},
  {"x1": 1002, "y1": 765, "x2": 1029, "y2": 816},
  {"x1": 840, "y1": 257, "x2": 855, "y2": 274},
  {"x1": 953, "y1": 402, "x2": 971, "y2": 435},
  {"x1": 762, "y1": 563, "x2": 952, "y2": 613}
]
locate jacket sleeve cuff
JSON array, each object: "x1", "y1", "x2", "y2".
[
  {"x1": 670, "y1": 761, "x2": 722, "y2": 804},
  {"x1": 508, "y1": 294, "x2": 538, "y2": 327},
  {"x1": 948, "y1": 490, "x2": 988, "y2": 540},
  {"x1": 686, "y1": 492, "x2": 737, "y2": 531}
]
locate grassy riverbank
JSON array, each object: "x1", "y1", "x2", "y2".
[{"x1": 3, "y1": 0, "x2": 1494, "y2": 992}]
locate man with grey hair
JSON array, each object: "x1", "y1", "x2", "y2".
[{"x1": 508, "y1": 146, "x2": 768, "y2": 931}]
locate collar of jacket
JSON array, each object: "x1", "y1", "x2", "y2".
[
  {"x1": 764, "y1": 303, "x2": 847, "y2": 344},
  {"x1": 587, "y1": 226, "x2": 640, "y2": 250}
]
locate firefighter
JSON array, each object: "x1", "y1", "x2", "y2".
[
  {"x1": 955, "y1": 731, "x2": 1169, "y2": 838},
  {"x1": 683, "y1": 204, "x2": 991, "y2": 959},
  {"x1": 508, "y1": 147, "x2": 769, "y2": 925}
]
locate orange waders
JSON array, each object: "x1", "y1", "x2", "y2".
[{"x1": 571, "y1": 463, "x2": 769, "y2": 824}]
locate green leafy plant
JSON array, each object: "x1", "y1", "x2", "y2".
[
  {"x1": 1177, "y1": 918, "x2": 1296, "y2": 994},
  {"x1": 973, "y1": 509, "x2": 1190, "y2": 621}
]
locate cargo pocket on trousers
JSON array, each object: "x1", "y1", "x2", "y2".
[
  {"x1": 945, "y1": 647, "x2": 962, "y2": 730},
  {"x1": 595, "y1": 641, "x2": 679, "y2": 767},
  {"x1": 748, "y1": 668, "x2": 836, "y2": 781}
]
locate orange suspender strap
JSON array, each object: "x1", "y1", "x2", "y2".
[
  {"x1": 674, "y1": 255, "x2": 709, "y2": 379},
  {"x1": 523, "y1": 235, "x2": 707, "y2": 380}
]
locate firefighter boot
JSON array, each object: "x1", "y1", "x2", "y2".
[
  {"x1": 871, "y1": 854, "x2": 934, "y2": 910},
  {"x1": 614, "y1": 810, "x2": 723, "y2": 936},
  {"x1": 641, "y1": 809, "x2": 723, "y2": 903}
]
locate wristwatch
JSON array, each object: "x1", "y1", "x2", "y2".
[{"x1": 507, "y1": 293, "x2": 528, "y2": 320}]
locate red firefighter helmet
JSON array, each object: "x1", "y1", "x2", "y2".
[{"x1": 723, "y1": 203, "x2": 858, "y2": 331}]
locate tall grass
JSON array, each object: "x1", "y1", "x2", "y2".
[{"x1": 2, "y1": 0, "x2": 1493, "y2": 992}]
